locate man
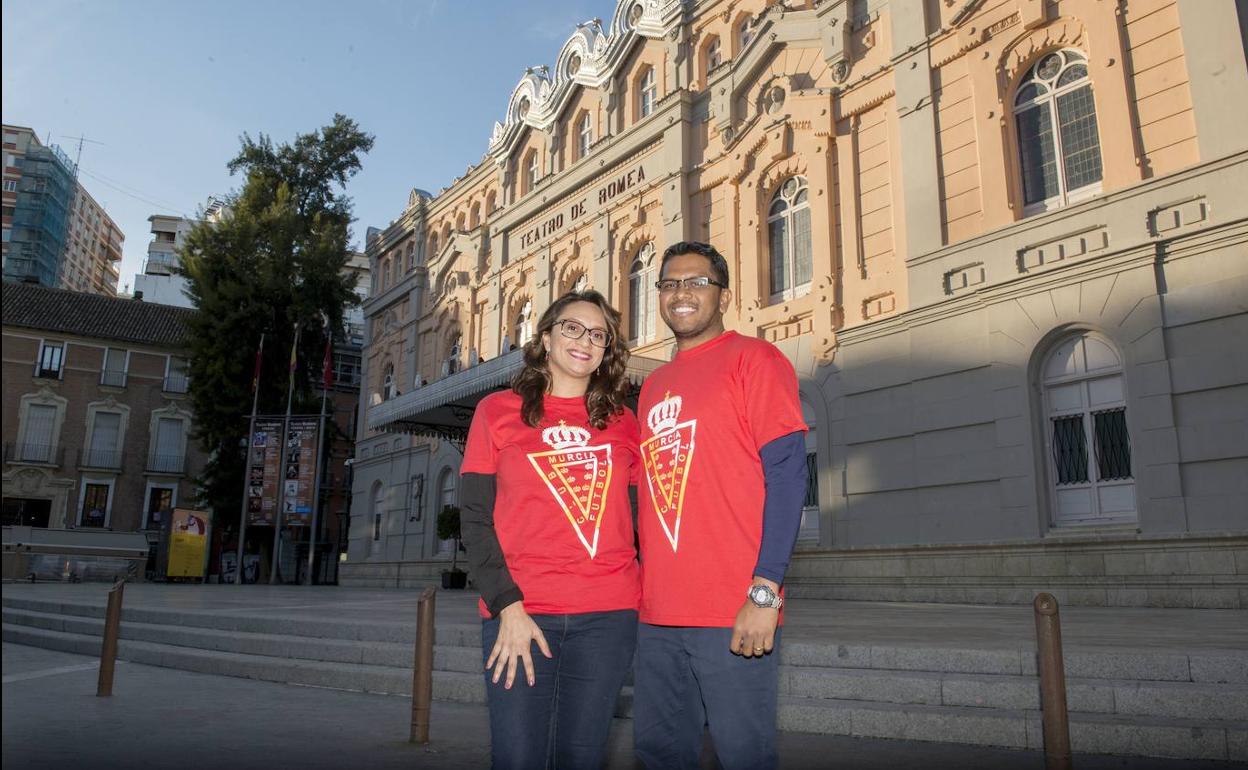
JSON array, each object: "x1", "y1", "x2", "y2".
[{"x1": 634, "y1": 241, "x2": 808, "y2": 769}]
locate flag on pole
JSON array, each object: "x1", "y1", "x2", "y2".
[
  {"x1": 288, "y1": 326, "x2": 300, "y2": 374},
  {"x1": 322, "y1": 337, "x2": 334, "y2": 390},
  {"x1": 251, "y1": 334, "x2": 265, "y2": 394}
]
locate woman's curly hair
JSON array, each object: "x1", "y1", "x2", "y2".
[{"x1": 511, "y1": 289, "x2": 630, "y2": 430}]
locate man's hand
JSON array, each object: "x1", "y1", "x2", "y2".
[
  {"x1": 485, "y1": 601, "x2": 552, "y2": 688},
  {"x1": 730, "y1": 577, "x2": 780, "y2": 658}
]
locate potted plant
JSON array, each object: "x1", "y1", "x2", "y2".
[{"x1": 437, "y1": 504, "x2": 468, "y2": 589}]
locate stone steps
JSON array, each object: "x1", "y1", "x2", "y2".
[{"x1": 4, "y1": 596, "x2": 1246, "y2": 762}]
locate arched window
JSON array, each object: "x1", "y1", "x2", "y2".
[
  {"x1": 1040, "y1": 332, "x2": 1135, "y2": 527},
  {"x1": 628, "y1": 242, "x2": 657, "y2": 344},
  {"x1": 382, "y1": 363, "x2": 395, "y2": 401},
  {"x1": 391, "y1": 253, "x2": 400, "y2": 286},
  {"x1": 470, "y1": 202, "x2": 481, "y2": 229},
  {"x1": 405, "y1": 243, "x2": 415, "y2": 272},
  {"x1": 429, "y1": 232, "x2": 439, "y2": 259},
  {"x1": 737, "y1": 16, "x2": 755, "y2": 52},
  {"x1": 639, "y1": 68, "x2": 657, "y2": 119},
  {"x1": 437, "y1": 467, "x2": 457, "y2": 553},
  {"x1": 1014, "y1": 49, "x2": 1103, "y2": 212},
  {"x1": 705, "y1": 35, "x2": 723, "y2": 73},
  {"x1": 515, "y1": 300, "x2": 533, "y2": 348},
  {"x1": 578, "y1": 113, "x2": 593, "y2": 159},
  {"x1": 767, "y1": 176, "x2": 813, "y2": 301},
  {"x1": 525, "y1": 150, "x2": 539, "y2": 194},
  {"x1": 486, "y1": 190, "x2": 498, "y2": 214},
  {"x1": 455, "y1": 212, "x2": 466, "y2": 231},
  {"x1": 572, "y1": 274, "x2": 588, "y2": 293}
]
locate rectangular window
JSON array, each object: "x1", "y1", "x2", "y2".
[
  {"x1": 81, "y1": 483, "x2": 110, "y2": 528},
  {"x1": 1056, "y1": 86, "x2": 1103, "y2": 192},
  {"x1": 87, "y1": 412, "x2": 122, "y2": 468},
  {"x1": 1092, "y1": 408, "x2": 1131, "y2": 481},
  {"x1": 22, "y1": 404, "x2": 57, "y2": 462},
  {"x1": 101, "y1": 348, "x2": 127, "y2": 387},
  {"x1": 1051, "y1": 415, "x2": 1089, "y2": 485},
  {"x1": 1016, "y1": 103, "x2": 1059, "y2": 206},
  {"x1": 769, "y1": 217, "x2": 788, "y2": 295},
  {"x1": 3, "y1": 181, "x2": 15, "y2": 193},
  {"x1": 793, "y1": 206, "x2": 813, "y2": 288},
  {"x1": 146, "y1": 486, "x2": 174, "y2": 529},
  {"x1": 37, "y1": 341, "x2": 64, "y2": 379},
  {"x1": 150, "y1": 418, "x2": 185, "y2": 473},
  {"x1": 803, "y1": 452, "x2": 819, "y2": 508},
  {"x1": 164, "y1": 356, "x2": 190, "y2": 393}
]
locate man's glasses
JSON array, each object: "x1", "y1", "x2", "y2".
[
  {"x1": 654, "y1": 276, "x2": 727, "y2": 292},
  {"x1": 553, "y1": 319, "x2": 613, "y2": 348}
]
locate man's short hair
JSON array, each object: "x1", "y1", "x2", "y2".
[{"x1": 660, "y1": 241, "x2": 730, "y2": 287}]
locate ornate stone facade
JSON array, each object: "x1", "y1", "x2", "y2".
[{"x1": 348, "y1": 0, "x2": 1248, "y2": 606}]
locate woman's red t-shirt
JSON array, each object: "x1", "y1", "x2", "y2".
[{"x1": 461, "y1": 390, "x2": 642, "y2": 618}]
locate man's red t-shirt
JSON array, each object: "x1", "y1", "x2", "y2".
[
  {"x1": 637, "y1": 331, "x2": 807, "y2": 627},
  {"x1": 461, "y1": 390, "x2": 642, "y2": 618}
]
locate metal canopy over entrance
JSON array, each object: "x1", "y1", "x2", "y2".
[{"x1": 366, "y1": 348, "x2": 665, "y2": 446}]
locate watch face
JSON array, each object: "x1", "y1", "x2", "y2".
[{"x1": 751, "y1": 586, "x2": 772, "y2": 603}]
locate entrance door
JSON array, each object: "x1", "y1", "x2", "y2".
[{"x1": 1, "y1": 498, "x2": 52, "y2": 527}]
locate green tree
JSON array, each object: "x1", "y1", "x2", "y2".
[{"x1": 180, "y1": 114, "x2": 374, "y2": 532}]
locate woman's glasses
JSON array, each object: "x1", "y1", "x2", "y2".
[{"x1": 553, "y1": 319, "x2": 613, "y2": 348}]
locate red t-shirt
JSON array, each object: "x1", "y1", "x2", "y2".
[
  {"x1": 461, "y1": 390, "x2": 642, "y2": 618},
  {"x1": 637, "y1": 331, "x2": 807, "y2": 626}
]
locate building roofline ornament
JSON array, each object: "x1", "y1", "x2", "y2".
[{"x1": 487, "y1": 0, "x2": 686, "y2": 164}]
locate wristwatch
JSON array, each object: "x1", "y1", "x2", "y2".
[{"x1": 747, "y1": 583, "x2": 783, "y2": 609}]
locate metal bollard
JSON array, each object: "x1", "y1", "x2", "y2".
[
  {"x1": 96, "y1": 580, "x2": 125, "y2": 697},
  {"x1": 1034, "y1": 592, "x2": 1073, "y2": 770},
  {"x1": 409, "y1": 587, "x2": 437, "y2": 744}
]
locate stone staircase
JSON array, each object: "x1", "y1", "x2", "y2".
[{"x1": 3, "y1": 593, "x2": 1245, "y2": 762}]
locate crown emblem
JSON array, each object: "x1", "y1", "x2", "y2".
[
  {"x1": 542, "y1": 420, "x2": 591, "y2": 450},
  {"x1": 647, "y1": 391, "x2": 683, "y2": 434}
]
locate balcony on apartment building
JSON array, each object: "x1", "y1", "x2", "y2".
[
  {"x1": 4, "y1": 442, "x2": 67, "y2": 467},
  {"x1": 78, "y1": 447, "x2": 124, "y2": 471},
  {"x1": 162, "y1": 370, "x2": 189, "y2": 394},
  {"x1": 146, "y1": 452, "x2": 186, "y2": 474},
  {"x1": 144, "y1": 248, "x2": 178, "y2": 276}
]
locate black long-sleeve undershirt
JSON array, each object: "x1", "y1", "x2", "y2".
[{"x1": 459, "y1": 472, "x2": 523, "y2": 617}]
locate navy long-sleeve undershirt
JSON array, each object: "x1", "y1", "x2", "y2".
[{"x1": 753, "y1": 431, "x2": 809, "y2": 585}]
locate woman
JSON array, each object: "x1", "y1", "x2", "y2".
[{"x1": 460, "y1": 290, "x2": 640, "y2": 769}]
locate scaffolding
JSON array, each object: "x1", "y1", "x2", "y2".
[{"x1": 4, "y1": 143, "x2": 74, "y2": 287}]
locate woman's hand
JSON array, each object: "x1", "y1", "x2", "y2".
[{"x1": 485, "y1": 601, "x2": 552, "y2": 688}]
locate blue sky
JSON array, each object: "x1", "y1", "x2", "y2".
[{"x1": 2, "y1": 0, "x2": 607, "y2": 291}]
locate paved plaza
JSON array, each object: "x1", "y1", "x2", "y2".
[{"x1": 4, "y1": 582, "x2": 1247, "y2": 768}]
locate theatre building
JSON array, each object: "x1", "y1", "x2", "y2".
[{"x1": 347, "y1": 0, "x2": 1248, "y2": 607}]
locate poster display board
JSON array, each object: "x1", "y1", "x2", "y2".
[
  {"x1": 282, "y1": 417, "x2": 319, "y2": 527},
  {"x1": 167, "y1": 508, "x2": 209, "y2": 578},
  {"x1": 246, "y1": 419, "x2": 284, "y2": 526}
]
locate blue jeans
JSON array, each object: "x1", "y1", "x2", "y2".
[
  {"x1": 633, "y1": 624, "x2": 781, "y2": 770},
  {"x1": 481, "y1": 609, "x2": 637, "y2": 770}
]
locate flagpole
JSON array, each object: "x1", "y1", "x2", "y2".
[
  {"x1": 271, "y1": 322, "x2": 301, "y2": 585},
  {"x1": 306, "y1": 323, "x2": 332, "y2": 586},
  {"x1": 235, "y1": 332, "x2": 264, "y2": 587}
]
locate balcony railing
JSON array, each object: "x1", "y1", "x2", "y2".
[
  {"x1": 163, "y1": 372, "x2": 190, "y2": 394},
  {"x1": 80, "y1": 447, "x2": 124, "y2": 470},
  {"x1": 4, "y1": 442, "x2": 64, "y2": 466},
  {"x1": 147, "y1": 453, "x2": 186, "y2": 474},
  {"x1": 99, "y1": 369, "x2": 127, "y2": 387}
]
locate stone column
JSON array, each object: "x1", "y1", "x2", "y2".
[{"x1": 889, "y1": 1, "x2": 943, "y2": 259}]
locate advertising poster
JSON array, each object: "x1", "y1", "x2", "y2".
[
  {"x1": 247, "y1": 419, "x2": 284, "y2": 525},
  {"x1": 167, "y1": 508, "x2": 210, "y2": 578},
  {"x1": 282, "y1": 417, "x2": 320, "y2": 527}
]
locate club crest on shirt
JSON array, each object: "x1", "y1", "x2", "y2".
[
  {"x1": 641, "y1": 391, "x2": 696, "y2": 552},
  {"x1": 527, "y1": 421, "x2": 613, "y2": 558}
]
